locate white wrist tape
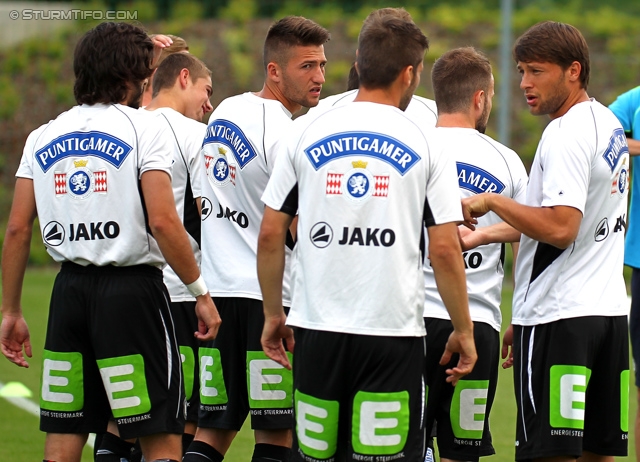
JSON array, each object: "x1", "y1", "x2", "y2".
[{"x1": 186, "y1": 275, "x2": 208, "y2": 298}]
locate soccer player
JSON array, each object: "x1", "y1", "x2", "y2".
[
  {"x1": 95, "y1": 51, "x2": 215, "y2": 462},
  {"x1": 258, "y1": 12, "x2": 476, "y2": 462},
  {"x1": 607, "y1": 86, "x2": 640, "y2": 462},
  {"x1": 423, "y1": 47, "x2": 527, "y2": 462},
  {"x1": 0, "y1": 22, "x2": 220, "y2": 462},
  {"x1": 182, "y1": 16, "x2": 330, "y2": 462},
  {"x1": 462, "y1": 21, "x2": 630, "y2": 461},
  {"x1": 306, "y1": 8, "x2": 438, "y2": 126}
]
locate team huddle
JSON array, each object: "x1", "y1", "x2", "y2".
[{"x1": 0, "y1": 7, "x2": 632, "y2": 462}]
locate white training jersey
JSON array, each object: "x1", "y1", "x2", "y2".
[
  {"x1": 16, "y1": 103, "x2": 174, "y2": 267},
  {"x1": 200, "y1": 92, "x2": 294, "y2": 303},
  {"x1": 262, "y1": 101, "x2": 462, "y2": 337},
  {"x1": 512, "y1": 99, "x2": 629, "y2": 325},
  {"x1": 148, "y1": 107, "x2": 206, "y2": 301},
  {"x1": 307, "y1": 89, "x2": 438, "y2": 127},
  {"x1": 423, "y1": 127, "x2": 528, "y2": 331}
]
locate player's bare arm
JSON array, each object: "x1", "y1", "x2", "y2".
[
  {"x1": 626, "y1": 137, "x2": 640, "y2": 155},
  {"x1": 458, "y1": 222, "x2": 521, "y2": 251},
  {"x1": 0, "y1": 178, "x2": 37, "y2": 368},
  {"x1": 141, "y1": 169, "x2": 221, "y2": 340},
  {"x1": 257, "y1": 206, "x2": 295, "y2": 370},
  {"x1": 427, "y1": 221, "x2": 477, "y2": 385},
  {"x1": 462, "y1": 192, "x2": 583, "y2": 249}
]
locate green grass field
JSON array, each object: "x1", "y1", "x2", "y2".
[{"x1": 0, "y1": 267, "x2": 636, "y2": 461}]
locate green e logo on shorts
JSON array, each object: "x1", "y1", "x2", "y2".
[
  {"x1": 97, "y1": 354, "x2": 150, "y2": 418},
  {"x1": 41, "y1": 350, "x2": 84, "y2": 411},
  {"x1": 180, "y1": 346, "x2": 195, "y2": 400},
  {"x1": 550, "y1": 365, "x2": 591, "y2": 429},
  {"x1": 295, "y1": 390, "x2": 339, "y2": 460},
  {"x1": 450, "y1": 380, "x2": 489, "y2": 440},
  {"x1": 352, "y1": 390, "x2": 409, "y2": 456},
  {"x1": 246, "y1": 351, "x2": 293, "y2": 408},
  {"x1": 199, "y1": 347, "x2": 228, "y2": 405},
  {"x1": 621, "y1": 369, "x2": 630, "y2": 432}
]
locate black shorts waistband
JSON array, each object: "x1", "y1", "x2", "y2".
[{"x1": 61, "y1": 261, "x2": 163, "y2": 279}]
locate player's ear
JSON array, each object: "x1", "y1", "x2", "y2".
[
  {"x1": 266, "y1": 62, "x2": 282, "y2": 83},
  {"x1": 473, "y1": 89, "x2": 484, "y2": 111},
  {"x1": 179, "y1": 68, "x2": 190, "y2": 89}
]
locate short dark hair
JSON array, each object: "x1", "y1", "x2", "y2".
[
  {"x1": 152, "y1": 53, "x2": 212, "y2": 98},
  {"x1": 346, "y1": 62, "x2": 359, "y2": 91},
  {"x1": 263, "y1": 16, "x2": 330, "y2": 71},
  {"x1": 432, "y1": 47, "x2": 492, "y2": 114},
  {"x1": 514, "y1": 21, "x2": 590, "y2": 89},
  {"x1": 357, "y1": 15, "x2": 428, "y2": 90},
  {"x1": 73, "y1": 22, "x2": 154, "y2": 105}
]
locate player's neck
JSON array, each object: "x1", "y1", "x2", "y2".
[
  {"x1": 353, "y1": 87, "x2": 402, "y2": 109},
  {"x1": 256, "y1": 82, "x2": 301, "y2": 116},
  {"x1": 145, "y1": 91, "x2": 185, "y2": 116},
  {"x1": 436, "y1": 113, "x2": 476, "y2": 129}
]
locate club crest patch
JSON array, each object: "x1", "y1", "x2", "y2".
[
  {"x1": 611, "y1": 159, "x2": 629, "y2": 198},
  {"x1": 326, "y1": 160, "x2": 389, "y2": 201},
  {"x1": 205, "y1": 147, "x2": 236, "y2": 187},
  {"x1": 54, "y1": 159, "x2": 107, "y2": 199}
]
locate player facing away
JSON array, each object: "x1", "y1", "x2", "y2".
[
  {"x1": 182, "y1": 16, "x2": 330, "y2": 462},
  {"x1": 0, "y1": 22, "x2": 221, "y2": 462},
  {"x1": 462, "y1": 21, "x2": 630, "y2": 461},
  {"x1": 258, "y1": 12, "x2": 476, "y2": 462},
  {"x1": 306, "y1": 7, "x2": 438, "y2": 126},
  {"x1": 94, "y1": 51, "x2": 214, "y2": 462},
  {"x1": 423, "y1": 47, "x2": 528, "y2": 462}
]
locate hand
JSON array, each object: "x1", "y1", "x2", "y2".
[
  {"x1": 458, "y1": 225, "x2": 484, "y2": 251},
  {"x1": 261, "y1": 312, "x2": 294, "y2": 370},
  {"x1": 439, "y1": 328, "x2": 477, "y2": 385},
  {"x1": 461, "y1": 194, "x2": 492, "y2": 230},
  {"x1": 0, "y1": 312, "x2": 32, "y2": 368},
  {"x1": 501, "y1": 324, "x2": 514, "y2": 369},
  {"x1": 149, "y1": 34, "x2": 173, "y2": 68},
  {"x1": 194, "y1": 294, "x2": 221, "y2": 341}
]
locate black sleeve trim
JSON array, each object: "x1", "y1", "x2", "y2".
[{"x1": 279, "y1": 183, "x2": 298, "y2": 217}]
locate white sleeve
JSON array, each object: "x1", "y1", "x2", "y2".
[
  {"x1": 539, "y1": 127, "x2": 590, "y2": 213},
  {"x1": 424, "y1": 138, "x2": 464, "y2": 226},
  {"x1": 16, "y1": 124, "x2": 49, "y2": 179},
  {"x1": 510, "y1": 152, "x2": 529, "y2": 204},
  {"x1": 261, "y1": 134, "x2": 298, "y2": 216},
  {"x1": 137, "y1": 113, "x2": 174, "y2": 178}
]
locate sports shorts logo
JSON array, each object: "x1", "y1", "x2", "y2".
[
  {"x1": 326, "y1": 161, "x2": 389, "y2": 201},
  {"x1": 55, "y1": 159, "x2": 107, "y2": 199},
  {"x1": 205, "y1": 147, "x2": 236, "y2": 187},
  {"x1": 201, "y1": 197, "x2": 213, "y2": 220},
  {"x1": 43, "y1": 221, "x2": 65, "y2": 246},
  {"x1": 310, "y1": 222, "x2": 333, "y2": 248},
  {"x1": 594, "y1": 218, "x2": 609, "y2": 242}
]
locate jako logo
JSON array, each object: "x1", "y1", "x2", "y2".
[{"x1": 310, "y1": 222, "x2": 333, "y2": 248}]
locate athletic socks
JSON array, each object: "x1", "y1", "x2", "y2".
[
  {"x1": 182, "y1": 433, "x2": 195, "y2": 455},
  {"x1": 251, "y1": 443, "x2": 292, "y2": 462},
  {"x1": 182, "y1": 440, "x2": 224, "y2": 462},
  {"x1": 94, "y1": 432, "x2": 136, "y2": 461}
]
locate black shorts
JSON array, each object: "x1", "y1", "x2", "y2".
[
  {"x1": 171, "y1": 301, "x2": 201, "y2": 423},
  {"x1": 424, "y1": 318, "x2": 498, "y2": 461},
  {"x1": 197, "y1": 297, "x2": 293, "y2": 431},
  {"x1": 292, "y1": 328, "x2": 427, "y2": 462},
  {"x1": 513, "y1": 317, "x2": 629, "y2": 461},
  {"x1": 630, "y1": 268, "x2": 640, "y2": 387},
  {"x1": 40, "y1": 263, "x2": 185, "y2": 440}
]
